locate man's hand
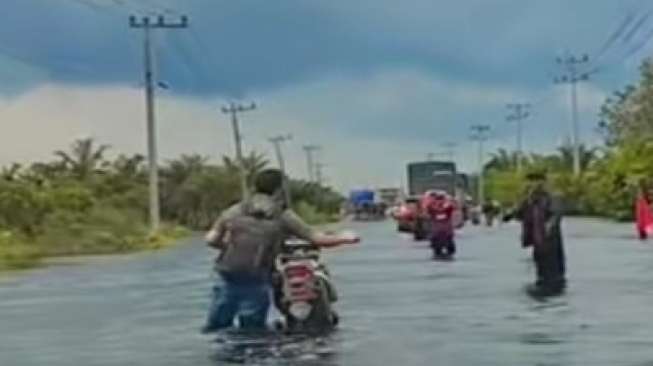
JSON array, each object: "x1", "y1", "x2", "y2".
[
  {"x1": 205, "y1": 229, "x2": 219, "y2": 244},
  {"x1": 205, "y1": 223, "x2": 231, "y2": 248},
  {"x1": 339, "y1": 230, "x2": 360, "y2": 244}
]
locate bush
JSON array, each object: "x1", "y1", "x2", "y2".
[
  {"x1": 34, "y1": 206, "x2": 149, "y2": 256},
  {"x1": 0, "y1": 138, "x2": 343, "y2": 271},
  {"x1": 294, "y1": 201, "x2": 335, "y2": 225},
  {"x1": 0, "y1": 230, "x2": 42, "y2": 270}
]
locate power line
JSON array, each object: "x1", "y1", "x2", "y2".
[
  {"x1": 222, "y1": 101, "x2": 257, "y2": 200},
  {"x1": 268, "y1": 134, "x2": 293, "y2": 207},
  {"x1": 553, "y1": 53, "x2": 597, "y2": 176},
  {"x1": 129, "y1": 14, "x2": 188, "y2": 232},
  {"x1": 506, "y1": 102, "x2": 532, "y2": 174},
  {"x1": 470, "y1": 125, "x2": 490, "y2": 204},
  {"x1": 625, "y1": 25, "x2": 653, "y2": 61},
  {"x1": 594, "y1": 12, "x2": 638, "y2": 65},
  {"x1": 623, "y1": 12, "x2": 651, "y2": 43}
]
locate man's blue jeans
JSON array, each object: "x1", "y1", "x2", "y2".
[{"x1": 203, "y1": 272, "x2": 271, "y2": 333}]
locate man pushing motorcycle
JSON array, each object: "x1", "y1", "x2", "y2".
[
  {"x1": 202, "y1": 168, "x2": 360, "y2": 334},
  {"x1": 424, "y1": 190, "x2": 456, "y2": 259}
]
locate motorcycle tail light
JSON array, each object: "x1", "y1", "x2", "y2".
[{"x1": 284, "y1": 264, "x2": 313, "y2": 279}]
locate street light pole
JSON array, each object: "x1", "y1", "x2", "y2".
[{"x1": 471, "y1": 125, "x2": 490, "y2": 204}]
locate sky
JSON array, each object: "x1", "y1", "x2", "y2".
[{"x1": 0, "y1": 0, "x2": 652, "y2": 192}]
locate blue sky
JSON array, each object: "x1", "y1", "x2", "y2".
[{"x1": 0, "y1": 0, "x2": 652, "y2": 190}]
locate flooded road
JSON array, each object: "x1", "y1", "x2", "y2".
[{"x1": 2, "y1": 218, "x2": 653, "y2": 366}]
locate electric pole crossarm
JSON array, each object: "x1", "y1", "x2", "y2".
[{"x1": 129, "y1": 15, "x2": 189, "y2": 28}]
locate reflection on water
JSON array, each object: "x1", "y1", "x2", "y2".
[{"x1": 2, "y1": 220, "x2": 653, "y2": 365}]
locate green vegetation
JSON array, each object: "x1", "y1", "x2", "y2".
[
  {"x1": 0, "y1": 139, "x2": 342, "y2": 270},
  {"x1": 483, "y1": 60, "x2": 653, "y2": 221}
]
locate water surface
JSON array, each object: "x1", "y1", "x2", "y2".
[{"x1": 2, "y1": 218, "x2": 653, "y2": 365}]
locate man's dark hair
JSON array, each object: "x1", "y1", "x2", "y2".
[{"x1": 253, "y1": 169, "x2": 284, "y2": 195}]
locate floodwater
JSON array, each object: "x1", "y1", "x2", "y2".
[{"x1": 2, "y1": 218, "x2": 653, "y2": 366}]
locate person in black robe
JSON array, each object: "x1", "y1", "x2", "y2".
[{"x1": 504, "y1": 171, "x2": 566, "y2": 296}]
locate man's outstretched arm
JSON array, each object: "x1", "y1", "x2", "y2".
[{"x1": 281, "y1": 210, "x2": 359, "y2": 247}]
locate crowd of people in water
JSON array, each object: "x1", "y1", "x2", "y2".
[{"x1": 201, "y1": 168, "x2": 639, "y2": 338}]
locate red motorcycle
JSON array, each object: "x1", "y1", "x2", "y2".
[{"x1": 274, "y1": 239, "x2": 338, "y2": 334}]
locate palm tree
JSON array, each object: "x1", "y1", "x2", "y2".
[
  {"x1": 1, "y1": 163, "x2": 22, "y2": 181},
  {"x1": 222, "y1": 151, "x2": 269, "y2": 187},
  {"x1": 112, "y1": 154, "x2": 146, "y2": 179},
  {"x1": 485, "y1": 148, "x2": 515, "y2": 171},
  {"x1": 54, "y1": 138, "x2": 110, "y2": 179},
  {"x1": 161, "y1": 154, "x2": 209, "y2": 186},
  {"x1": 555, "y1": 144, "x2": 598, "y2": 171}
]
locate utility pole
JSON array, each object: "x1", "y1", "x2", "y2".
[
  {"x1": 314, "y1": 162, "x2": 325, "y2": 185},
  {"x1": 314, "y1": 161, "x2": 326, "y2": 210},
  {"x1": 269, "y1": 134, "x2": 293, "y2": 207},
  {"x1": 506, "y1": 102, "x2": 531, "y2": 173},
  {"x1": 553, "y1": 53, "x2": 597, "y2": 176},
  {"x1": 302, "y1": 144, "x2": 320, "y2": 182},
  {"x1": 222, "y1": 101, "x2": 257, "y2": 199},
  {"x1": 471, "y1": 125, "x2": 490, "y2": 204},
  {"x1": 129, "y1": 14, "x2": 188, "y2": 232}
]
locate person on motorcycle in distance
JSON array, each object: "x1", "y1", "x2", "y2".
[
  {"x1": 425, "y1": 190, "x2": 456, "y2": 258},
  {"x1": 202, "y1": 168, "x2": 360, "y2": 334}
]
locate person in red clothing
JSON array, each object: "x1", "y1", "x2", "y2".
[
  {"x1": 636, "y1": 179, "x2": 652, "y2": 240},
  {"x1": 425, "y1": 190, "x2": 456, "y2": 259}
]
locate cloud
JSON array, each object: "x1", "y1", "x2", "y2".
[
  {"x1": 0, "y1": 68, "x2": 607, "y2": 192},
  {"x1": 0, "y1": 0, "x2": 647, "y2": 98}
]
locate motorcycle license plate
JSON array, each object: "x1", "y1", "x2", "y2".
[
  {"x1": 435, "y1": 214, "x2": 446, "y2": 220},
  {"x1": 289, "y1": 301, "x2": 312, "y2": 320}
]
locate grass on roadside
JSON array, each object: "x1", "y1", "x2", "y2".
[{"x1": 1, "y1": 201, "x2": 335, "y2": 272}]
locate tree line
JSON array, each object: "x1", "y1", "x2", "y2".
[
  {"x1": 483, "y1": 60, "x2": 653, "y2": 221},
  {"x1": 0, "y1": 138, "x2": 343, "y2": 269}
]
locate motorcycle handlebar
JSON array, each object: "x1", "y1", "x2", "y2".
[{"x1": 283, "y1": 239, "x2": 320, "y2": 251}]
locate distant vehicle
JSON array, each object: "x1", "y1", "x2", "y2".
[
  {"x1": 377, "y1": 187, "x2": 403, "y2": 206},
  {"x1": 407, "y1": 161, "x2": 457, "y2": 197},
  {"x1": 348, "y1": 189, "x2": 385, "y2": 221},
  {"x1": 393, "y1": 196, "x2": 422, "y2": 234},
  {"x1": 406, "y1": 161, "x2": 466, "y2": 231}
]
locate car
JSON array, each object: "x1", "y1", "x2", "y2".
[{"x1": 394, "y1": 196, "x2": 421, "y2": 233}]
